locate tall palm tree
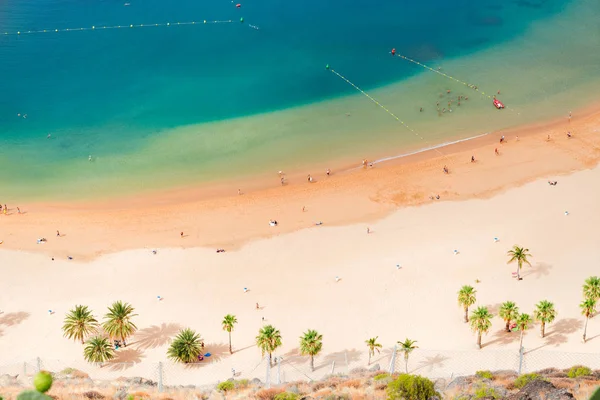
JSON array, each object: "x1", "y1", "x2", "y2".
[
  {"x1": 470, "y1": 306, "x2": 493, "y2": 349},
  {"x1": 583, "y1": 276, "x2": 600, "y2": 303},
  {"x1": 499, "y1": 301, "x2": 519, "y2": 332},
  {"x1": 365, "y1": 337, "x2": 382, "y2": 365},
  {"x1": 83, "y1": 336, "x2": 114, "y2": 364},
  {"x1": 299, "y1": 329, "x2": 323, "y2": 372},
  {"x1": 222, "y1": 314, "x2": 238, "y2": 354},
  {"x1": 515, "y1": 313, "x2": 532, "y2": 350},
  {"x1": 397, "y1": 338, "x2": 418, "y2": 373},
  {"x1": 167, "y1": 328, "x2": 203, "y2": 363},
  {"x1": 102, "y1": 301, "x2": 137, "y2": 347},
  {"x1": 533, "y1": 300, "x2": 557, "y2": 338},
  {"x1": 506, "y1": 246, "x2": 532, "y2": 280},
  {"x1": 458, "y1": 286, "x2": 477, "y2": 323},
  {"x1": 62, "y1": 305, "x2": 99, "y2": 344},
  {"x1": 256, "y1": 325, "x2": 282, "y2": 366},
  {"x1": 580, "y1": 298, "x2": 597, "y2": 343}
]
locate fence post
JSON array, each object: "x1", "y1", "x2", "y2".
[
  {"x1": 345, "y1": 351, "x2": 349, "y2": 374},
  {"x1": 277, "y1": 357, "x2": 281, "y2": 385},
  {"x1": 266, "y1": 354, "x2": 271, "y2": 389},
  {"x1": 518, "y1": 347, "x2": 524, "y2": 375},
  {"x1": 36, "y1": 357, "x2": 41, "y2": 372},
  {"x1": 330, "y1": 361, "x2": 335, "y2": 375},
  {"x1": 158, "y1": 362, "x2": 163, "y2": 393},
  {"x1": 389, "y1": 345, "x2": 397, "y2": 374}
]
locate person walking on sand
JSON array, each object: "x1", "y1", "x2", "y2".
[
  {"x1": 256, "y1": 303, "x2": 259, "y2": 310},
  {"x1": 471, "y1": 155, "x2": 475, "y2": 163},
  {"x1": 367, "y1": 227, "x2": 371, "y2": 234},
  {"x1": 443, "y1": 165, "x2": 449, "y2": 174},
  {"x1": 495, "y1": 148, "x2": 499, "y2": 155},
  {"x1": 180, "y1": 231, "x2": 184, "y2": 238},
  {"x1": 17, "y1": 207, "x2": 21, "y2": 214},
  {"x1": 56, "y1": 230, "x2": 60, "y2": 237},
  {"x1": 326, "y1": 168, "x2": 331, "y2": 176}
]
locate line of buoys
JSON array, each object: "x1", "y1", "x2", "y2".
[
  {"x1": 392, "y1": 50, "x2": 519, "y2": 114},
  {"x1": 1, "y1": 19, "x2": 238, "y2": 36},
  {"x1": 326, "y1": 64, "x2": 414, "y2": 133},
  {"x1": 326, "y1": 64, "x2": 449, "y2": 160}
]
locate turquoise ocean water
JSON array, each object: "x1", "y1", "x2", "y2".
[{"x1": 1, "y1": 0, "x2": 599, "y2": 200}]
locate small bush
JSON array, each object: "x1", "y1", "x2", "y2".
[
  {"x1": 217, "y1": 381, "x2": 235, "y2": 392},
  {"x1": 374, "y1": 373, "x2": 390, "y2": 381},
  {"x1": 255, "y1": 387, "x2": 285, "y2": 400},
  {"x1": 339, "y1": 379, "x2": 361, "y2": 389},
  {"x1": 514, "y1": 373, "x2": 544, "y2": 389},
  {"x1": 567, "y1": 365, "x2": 592, "y2": 378},
  {"x1": 273, "y1": 393, "x2": 299, "y2": 400},
  {"x1": 387, "y1": 374, "x2": 440, "y2": 400},
  {"x1": 60, "y1": 368, "x2": 76, "y2": 375},
  {"x1": 235, "y1": 379, "x2": 250, "y2": 388},
  {"x1": 474, "y1": 384, "x2": 501, "y2": 399},
  {"x1": 475, "y1": 370, "x2": 494, "y2": 380}
]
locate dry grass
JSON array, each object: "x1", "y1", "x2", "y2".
[
  {"x1": 339, "y1": 379, "x2": 361, "y2": 389},
  {"x1": 254, "y1": 387, "x2": 285, "y2": 400}
]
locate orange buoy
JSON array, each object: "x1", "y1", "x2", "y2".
[
  {"x1": 391, "y1": 48, "x2": 396, "y2": 56},
  {"x1": 236, "y1": 3, "x2": 241, "y2": 7}
]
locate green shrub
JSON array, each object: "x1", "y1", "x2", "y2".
[
  {"x1": 274, "y1": 393, "x2": 299, "y2": 400},
  {"x1": 217, "y1": 381, "x2": 235, "y2": 392},
  {"x1": 60, "y1": 368, "x2": 75, "y2": 375},
  {"x1": 474, "y1": 384, "x2": 501, "y2": 399},
  {"x1": 567, "y1": 365, "x2": 592, "y2": 378},
  {"x1": 475, "y1": 370, "x2": 494, "y2": 380},
  {"x1": 235, "y1": 379, "x2": 250, "y2": 388},
  {"x1": 387, "y1": 374, "x2": 440, "y2": 400},
  {"x1": 374, "y1": 373, "x2": 390, "y2": 381},
  {"x1": 514, "y1": 373, "x2": 544, "y2": 389}
]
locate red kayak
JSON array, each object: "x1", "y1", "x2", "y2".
[{"x1": 493, "y1": 98, "x2": 505, "y2": 109}]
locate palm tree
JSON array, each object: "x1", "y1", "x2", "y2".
[
  {"x1": 222, "y1": 314, "x2": 238, "y2": 354},
  {"x1": 458, "y1": 286, "x2": 477, "y2": 323},
  {"x1": 397, "y1": 338, "x2": 418, "y2": 373},
  {"x1": 299, "y1": 330, "x2": 323, "y2": 372},
  {"x1": 470, "y1": 306, "x2": 493, "y2": 349},
  {"x1": 365, "y1": 337, "x2": 382, "y2": 365},
  {"x1": 62, "y1": 305, "x2": 99, "y2": 344},
  {"x1": 583, "y1": 276, "x2": 600, "y2": 302},
  {"x1": 515, "y1": 313, "x2": 532, "y2": 350},
  {"x1": 580, "y1": 298, "x2": 597, "y2": 343},
  {"x1": 506, "y1": 246, "x2": 532, "y2": 280},
  {"x1": 102, "y1": 301, "x2": 137, "y2": 347},
  {"x1": 499, "y1": 301, "x2": 519, "y2": 332},
  {"x1": 167, "y1": 328, "x2": 203, "y2": 363},
  {"x1": 256, "y1": 325, "x2": 282, "y2": 366},
  {"x1": 533, "y1": 300, "x2": 557, "y2": 338},
  {"x1": 83, "y1": 336, "x2": 114, "y2": 364}
]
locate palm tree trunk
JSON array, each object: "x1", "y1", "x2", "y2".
[
  {"x1": 516, "y1": 265, "x2": 521, "y2": 280},
  {"x1": 583, "y1": 317, "x2": 589, "y2": 343},
  {"x1": 269, "y1": 352, "x2": 273, "y2": 367},
  {"x1": 477, "y1": 332, "x2": 482, "y2": 349},
  {"x1": 122, "y1": 335, "x2": 126, "y2": 347},
  {"x1": 368, "y1": 352, "x2": 371, "y2": 365},
  {"x1": 505, "y1": 320, "x2": 510, "y2": 332},
  {"x1": 541, "y1": 322, "x2": 545, "y2": 338},
  {"x1": 405, "y1": 357, "x2": 408, "y2": 373},
  {"x1": 310, "y1": 355, "x2": 314, "y2": 372},
  {"x1": 228, "y1": 331, "x2": 232, "y2": 354}
]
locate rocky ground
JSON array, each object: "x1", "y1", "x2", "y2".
[{"x1": 1, "y1": 366, "x2": 599, "y2": 399}]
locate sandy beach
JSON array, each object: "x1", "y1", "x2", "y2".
[{"x1": 1, "y1": 107, "x2": 600, "y2": 387}]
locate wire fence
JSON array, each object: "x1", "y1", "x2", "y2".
[{"x1": 1, "y1": 348, "x2": 599, "y2": 392}]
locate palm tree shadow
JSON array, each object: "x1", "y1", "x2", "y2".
[
  {"x1": 315, "y1": 349, "x2": 361, "y2": 371},
  {"x1": 282, "y1": 348, "x2": 303, "y2": 365},
  {"x1": 130, "y1": 323, "x2": 182, "y2": 350},
  {"x1": 107, "y1": 348, "x2": 145, "y2": 371},
  {"x1": 0, "y1": 312, "x2": 30, "y2": 327},
  {"x1": 522, "y1": 262, "x2": 552, "y2": 279},
  {"x1": 486, "y1": 303, "x2": 502, "y2": 315},
  {"x1": 545, "y1": 318, "x2": 582, "y2": 347},
  {"x1": 483, "y1": 328, "x2": 521, "y2": 348},
  {"x1": 370, "y1": 347, "x2": 395, "y2": 366},
  {"x1": 410, "y1": 354, "x2": 449, "y2": 374}
]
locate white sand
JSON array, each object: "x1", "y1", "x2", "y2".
[{"x1": 1, "y1": 167, "x2": 599, "y2": 386}]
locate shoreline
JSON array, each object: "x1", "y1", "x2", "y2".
[{"x1": 1, "y1": 104, "x2": 599, "y2": 259}]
